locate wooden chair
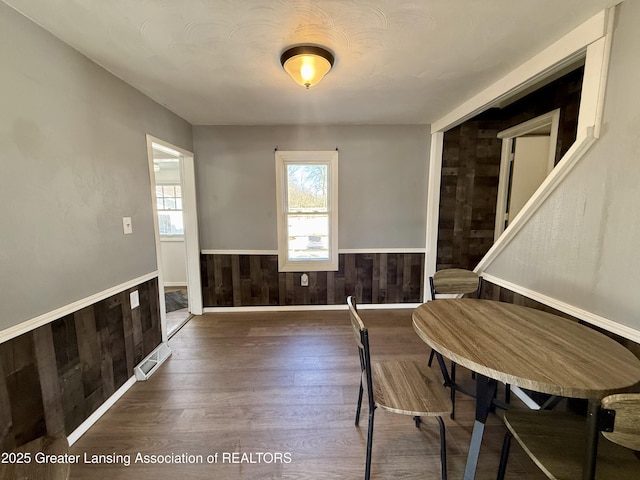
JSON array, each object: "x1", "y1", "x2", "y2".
[
  {"x1": 429, "y1": 268, "x2": 482, "y2": 300},
  {"x1": 427, "y1": 268, "x2": 482, "y2": 419},
  {"x1": 497, "y1": 393, "x2": 640, "y2": 480},
  {"x1": 347, "y1": 296, "x2": 451, "y2": 480}
]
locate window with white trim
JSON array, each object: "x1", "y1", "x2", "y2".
[
  {"x1": 156, "y1": 184, "x2": 184, "y2": 236},
  {"x1": 275, "y1": 150, "x2": 338, "y2": 272}
]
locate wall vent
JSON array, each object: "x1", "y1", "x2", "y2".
[{"x1": 134, "y1": 343, "x2": 171, "y2": 380}]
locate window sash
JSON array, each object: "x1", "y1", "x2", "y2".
[
  {"x1": 285, "y1": 212, "x2": 330, "y2": 261},
  {"x1": 156, "y1": 183, "x2": 184, "y2": 236}
]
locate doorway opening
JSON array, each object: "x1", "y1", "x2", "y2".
[
  {"x1": 146, "y1": 136, "x2": 202, "y2": 340},
  {"x1": 494, "y1": 109, "x2": 560, "y2": 240}
]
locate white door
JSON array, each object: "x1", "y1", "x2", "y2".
[
  {"x1": 507, "y1": 135, "x2": 551, "y2": 225},
  {"x1": 495, "y1": 109, "x2": 559, "y2": 239},
  {"x1": 146, "y1": 135, "x2": 202, "y2": 341}
]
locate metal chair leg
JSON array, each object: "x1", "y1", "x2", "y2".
[
  {"x1": 428, "y1": 348, "x2": 435, "y2": 367},
  {"x1": 365, "y1": 409, "x2": 375, "y2": 480},
  {"x1": 436, "y1": 416, "x2": 448, "y2": 480},
  {"x1": 450, "y1": 387, "x2": 456, "y2": 420},
  {"x1": 450, "y1": 362, "x2": 457, "y2": 420},
  {"x1": 414, "y1": 416, "x2": 421, "y2": 428},
  {"x1": 497, "y1": 432, "x2": 512, "y2": 480},
  {"x1": 355, "y1": 379, "x2": 364, "y2": 426}
]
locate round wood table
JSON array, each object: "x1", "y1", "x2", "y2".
[{"x1": 412, "y1": 299, "x2": 640, "y2": 480}]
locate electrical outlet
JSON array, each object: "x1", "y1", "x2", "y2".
[
  {"x1": 301, "y1": 273, "x2": 309, "y2": 287},
  {"x1": 130, "y1": 290, "x2": 140, "y2": 309}
]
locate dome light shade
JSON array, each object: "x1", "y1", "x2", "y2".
[{"x1": 280, "y1": 46, "x2": 334, "y2": 89}]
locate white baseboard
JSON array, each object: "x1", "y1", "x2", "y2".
[
  {"x1": 203, "y1": 303, "x2": 421, "y2": 314},
  {"x1": 67, "y1": 376, "x2": 137, "y2": 446},
  {"x1": 200, "y1": 248, "x2": 426, "y2": 255}
]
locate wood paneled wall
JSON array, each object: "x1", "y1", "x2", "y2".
[
  {"x1": 0, "y1": 278, "x2": 161, "y2": 451},
  {"x1": 201, "y1": 252, "x2": 424, "y2": 307},
  {"x1": 439, "y1": 120, "x2": 503, "y2": 271},
  {"x1": 437, "y1": 67, "x2": 584, "y2": 271}
]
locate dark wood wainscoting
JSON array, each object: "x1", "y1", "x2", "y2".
[
  {"x1": 201, "y1": 252, "x2": 425, "y2": 307},
  {"x1": 0, "y1": 277, "x2": 161, "y2": 451}
]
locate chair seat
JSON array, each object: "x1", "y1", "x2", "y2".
[
  {"x1": 504, "y1": 409, "x2": 640, "y2": 480},
  {"x1": 372, "y1": 360, "x2": 452, "y2": 417}
]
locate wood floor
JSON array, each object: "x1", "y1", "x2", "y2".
[{"x1": 69, "y1": 309, "x2": 548, "y2": 479}]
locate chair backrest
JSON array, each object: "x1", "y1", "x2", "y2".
[
  {"x1": 347, "y1": 295, "x2": 365, "y2": 350},
  {"x1": 347, "y1": 296, "x2": 375, "y2": 408},
  {"x1": 430, "y1": 268, "x2": 481, "y2": 299},
  {"x1": 601, "y1": 393, "x2": 640, "y2": 450}
]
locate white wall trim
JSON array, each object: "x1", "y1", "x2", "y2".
[
  {"x1": 579, "y1": 21, "x2": 614, "y2": 140},
  {"x1": 339, "y1": 248, "x2": 426, "y2": 254},
  {"x1": 201, "y1": 248, "x2": 427, "y2": 255},
  {"x1": 592, "y1": 9, "x2": 616, "y2": 138},
  {"x1": 424, "y1": 131, "x2": 444, "y2": 302},
  {"x1": 67, "y1": 376, "x2": 137, "y2": 446},
  {"x1": 160, "y1": 236, "x2": 185, "y2": 243},
  {"x1": 0, "y1": 272, "x2": 158, "y2": 344},
  {"x1": 430, "y1": 10, "x2": 607, "y2": 133},
  {"x1": 481, "y1": 273, "x2": 640, "y2": 344},
  {"x1": 497, "y1": 108, "x2": 561, "y2": 139},
  {"x1": 163, "y1": 282, "x2": 188, "y2": 288},
  {"x1": 180, "y1": 148, "x2": 203, "y2": 316},
  {"x1": 202, "y1": 249, "x2": 279, "y2": 255},
  {"x1": 203, "y1": 303, "x2": 421, "y2": 314}
]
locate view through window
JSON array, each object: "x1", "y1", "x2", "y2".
[
  {"x1": 286, "y1": 164, "x2": 329, "y2": 260},
  {"x1": 156, "y1": 184, "x2": 184, "y2": 235}
]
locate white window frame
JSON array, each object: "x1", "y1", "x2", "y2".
[
  {"x1": 275, "y1": 150, "x2": 339, "y2": 272},
  {"x1": 155, "y1": 183, "x2": 185, "y2": 238}
]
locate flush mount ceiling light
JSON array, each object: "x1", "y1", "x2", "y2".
[{"x1": 280, "y1": 45, "x2": 334, "y2": 89}]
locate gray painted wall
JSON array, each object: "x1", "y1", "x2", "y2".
[
  {"x1": 193, "y1": 125, "x2": 430, "y2": 251},
  {"x1": 0, "y1": 3, "x2": 193, "y2": 330},
  {"x1": 485, "y1": 1, "x2": 640, "y2": 335}
]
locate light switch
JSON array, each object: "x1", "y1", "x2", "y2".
[
  {"x1": 130, "y1": 290, "x2": 140, "y2": 309},
  {"x1": 122, "y1": 217, "x2": 133, "y2": 234}
]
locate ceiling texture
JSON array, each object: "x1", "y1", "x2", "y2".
[{"x1": 4, "y1": 0, "x2": 618, "y2": 125}]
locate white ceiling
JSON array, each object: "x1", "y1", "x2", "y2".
[{"x1": 4, "y1": 0, "x2": 618, "y2": 125}]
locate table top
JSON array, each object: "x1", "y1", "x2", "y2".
[{"x1": 412, "y1": 299, "x2": 640, "y2": 399}]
